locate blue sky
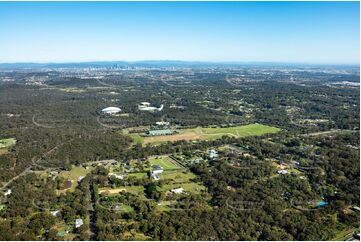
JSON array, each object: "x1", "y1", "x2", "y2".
[{"x1": 0, "y1": 2, "x2": 359, "y2": 64}]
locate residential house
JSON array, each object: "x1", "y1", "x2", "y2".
[
  {"x1": 75, "y1": 218, "x2": 83, "y2": 228},
  {"x1": 171, "y1": 188, "x2": 184, "y2": 194}
]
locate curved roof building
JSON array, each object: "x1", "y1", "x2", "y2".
[{"x1": 101, "y1": 107, "x2": 121, "y2": 114}]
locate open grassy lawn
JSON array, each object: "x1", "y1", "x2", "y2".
[
  {"x1": 161, "y1": 170, "x2": 197, "y2": 183},
  {"x1": 288, "y1": 168, "x2": 303, "y2": 175},
  {"x1": 158, "y1": 182, "x2": 206, "y2": 194},
  {"x1": 149, "y1": 156, "x2": 182, "y2": 170},
  {"x1": 143, "y1": 132, "x2": 201, "y2": 144},
  {"x1": 119, "y1": 204, "x2": 134, "y2": 212},
  {"x1": 127, "y1": 172, "x2": 148, "y2": 179},
  {"x1": 58, "y1": 166, "x2": 92, "y2": 191},
  {"x1": 59, "y1": 166, "x2": 90, "y2": 180},
  {"x1": 58, "y1": 87, "x2": 87, "y2": 93},
  {"x1": 332, "y1": 227, "x2": 359, "y2": 241},
  {"x1": 136, "y1": 124, "x2": 280, "y2": 145},
  {"x1": 129, "y1": 133, "x2": 144, "y2": 145},
  {"x1": 99, "y1": 188, "x2": 126, "y2": 195},
  {"x1": 52, "y1": 222, "x2": 75, "y2": 240},
  {"x1": 0, "y1": 138, "x2": 16, "y2": 148},
  {"x1": 99, "y1": 186, "x2": 145, "y2": 197},
  {"x1": 121, "y1": 232, "x2": 150, "y2": 241},
  {"x1": 156, "y1": 200, "x2": 177, "y2": 212},
  {"x1": 189, "y1": 124, "x2": 280, "y2": 139},
  {"x1": 98, "y1": 200, "x2": 134, "y2": 213}
]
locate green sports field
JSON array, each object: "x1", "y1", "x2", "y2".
[{"x1": 149, "y1": 156, "x2": 182, "y2": 170}]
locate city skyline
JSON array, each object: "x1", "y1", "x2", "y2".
[{"x1": 0, "y1": 1, "x2": 359, "y2": 64}]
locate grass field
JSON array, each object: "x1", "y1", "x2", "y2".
[
  {"x1": 134, "y1": 124, "x2": 280, "y2": 145},
  {"x1": 158, "y1": 182, "x2": 206, "y2": 194},
  {"x1": 99, "y1": 186, "x2": 145, "y2": 197},
  {"x1": 129, "y1": 133, "x2": 144, "y2": 145},
  {"x1": 149, "y1": 156, "x2": 182, "y2": 170},
  {"x1": 99, "y1": 188, "x2": 126, "y2": 194},
  {"x1": 0, "y1": 138, "x2": 16, "y2": 148},
  {"x1": 189, "y1": 123, "x2": 280, "y2": 139},
  {"x1": 58, "y1": 166, "x2": 92, "y2": 191},
  {"x1": 143, "y1": 132, "x2": 200, "y2": 144},
  {"x1": 119, "y1": 204, "x2": 134, "y2": 212},
  {"x1": 156, "y1": 200, "x2": 177, "y2": 212},
  {"x1": 58, "y1": 87, "x2": 87, "y2": 93},
  {"x1": 98, "y1": 199, "x2": 134, "y2": 212},
  {"x1": 59, "y1": 166, "x2": 90, "y2": 180},
  {"x1": 161, "y1": 170, "x2": 197, "y2": 183},
  {"x1": 288, "y1": 168, "x2": 303, "y2": 175},
  {"x1": 122, "y1": 232, "x2": 150, "y2": 241},
  {"x1": 127, "y1": 172, "x2": 148, "y2": 179},
  {"x1": 332, "y1": 227, "x2": 359, "y2": 241}
]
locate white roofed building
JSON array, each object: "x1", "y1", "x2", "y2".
[
  {"x1": 278, "y1": 169, "x2": 289, "y2": 175},
  {"x1": 4, "y1": 189, "x2": 11, "y2": 196},
  {"x1": 151, "y1": 165, "x2": 164, "y2": 175},
  {"x1": 75, "y1": 218, "x2": 83, "y2": 228},
  {"x1": 156, "y1": 121, "x2": 170, "y2": 126},
  {"x1": 208, "y1": 149, "x2": 219, "y2": 159},
  {"x1": 151, "y1": 174, "x2": 160, "y2": 181},
  {"x1": 108, "y1": 173, "x2": 124, "y2": 180},
  {"x1": 101, "y1": 107, "x2": 121, "y2": 114},
  {"x1": 77, "y1": 176, "x2": 85, "y2": 183},
  {"x1": 51, "y1": 210, "x2": 60, "y2": 216},
  {"x1": 171, "y1": 188, "x2": 184, "y2": 194},
  {"x1": 138, "y1": 102, "x2": 163, "y2": 111}
]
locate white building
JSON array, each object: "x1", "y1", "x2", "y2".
[
  {"x1": 151, "y1": 165, "x2": 164, "y2": 175},
  {"x1": 77, "y1": 176, "x2": 85, "y2": 183},
  {"x1": 4, "y1": 189, "x2": 11, "y2": 196},
  {"x1": 101, "y1": 107, "x2": 121, "y2": 114},
  {"x1": 208, "y1": 149, "x2": 219, "y2": 159},
  {"x1": 108, "y1": 173, "x2": 124, "y2": 180},
  {"x1": 75, "y1": 218, "x2": 83, "y2": 228},
  {"x1": 191, "y1": 158, "x2": 203, "y2": 164},
  {"x1": 51, "y1": 210, "x2": 60, "y2": 216},
  {"x1": 171, "y1": 188, "x2": 184, "y2": 194},
  {"x1": 156, "y1": 121, "x2": 170, "y2": 126},
  {"x1": 151, "y1": 174, "x2": 160, "y2": 181},
  {"x1": 157, "y1": 104, "x2": 164, "y2": 111},
  {"x1": 278, "y1": 169, "x2": 289, "y2": 175},
  {"x1": 138, "y1": 102, "x2": 163, "y2": 111}
]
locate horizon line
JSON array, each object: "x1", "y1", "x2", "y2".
[{"x1": 0, "y1": 59, "x2": 359, "y2": 66}]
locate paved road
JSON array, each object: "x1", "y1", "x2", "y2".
[{"x1": 88, "y1": 182, "x2": 97, "y2": 240}]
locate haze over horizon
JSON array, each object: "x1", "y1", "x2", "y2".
[
  {"x1": 0, "y1": 60, "x2": 359, "y2": 67},
  {"x1": 0, "y1": 2, "x2": 359, "y2": 64}
]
